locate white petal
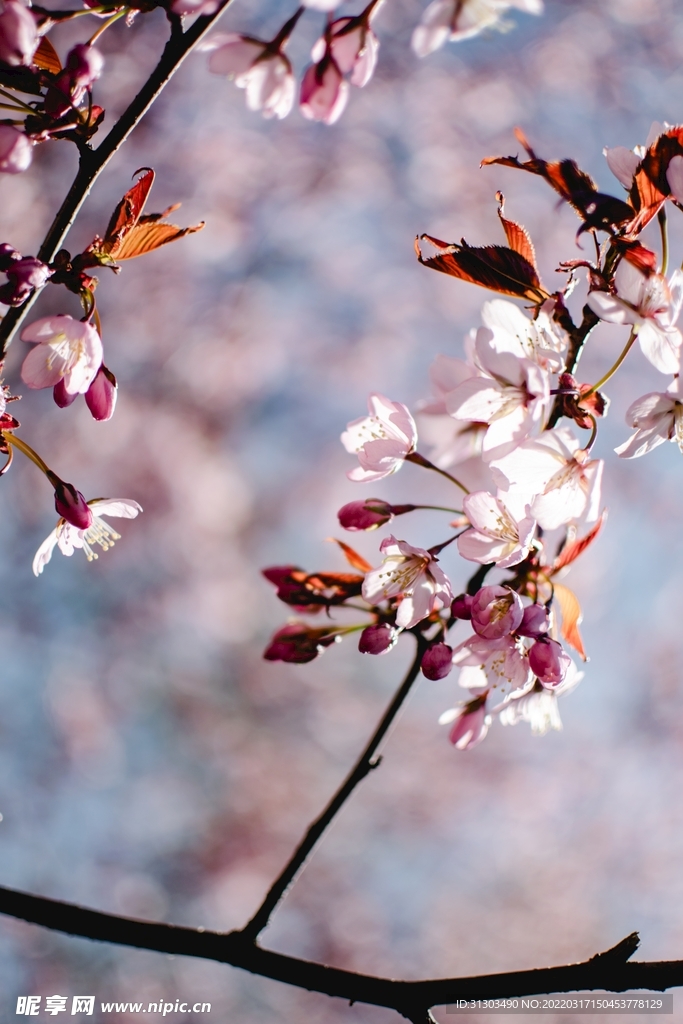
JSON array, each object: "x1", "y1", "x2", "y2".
[
  {"x1": 32, "y1": 529, "x2": 59, "y2": 575},
  {"x1": 586, "y1": 290, "x2": 635, "y2": 326},
  {"x1": 638, "y1": 321, "x2": 681, "y2": 375},
  {"x1": 603, "y1": 146, "x2": 640, "y2": 188},
  {"x1": 89, "y1": 498, "x2": 143, "y2": 519}
]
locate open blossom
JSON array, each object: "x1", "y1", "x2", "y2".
[
  {"x1": 21, "y1": 315, "x2": 102, "y2": 394},
  {"x1": 494, "y1": 660, "x2": 583, "y2": 735},
  {"x1": 205, "y1": 34, "x2": 295, "y2": 119},
  {"x1": 471, "y1": 585, "x2": 524, "y2": 639},
  {"x1": 615, "y1": 378, "x2": 683, "y2": 458},
  {"x1": 452, "y1": 633, "x2": 531, "y2": 693},
  {"x1": 362, "y1": 536, "x2": 452, "y2": 629},
  {"x1": 311, "y1": 17, "x2": 379, "y2": 89},
  {"x1": 491, "y1": 426, "x2": 603, "y2": 530},
  {"x1": 480, "y1": 299, "x2": 567, "y2": 374},
  {"x1": 342, "y1": 393, "x2": 417, "y2": 482},
  {"x1": 446, "y1": 325, "x2": 550, "y2": 462},
  {"x1": 587, "y1": 261, "x2": 683, "y2": 375},
  {"x1": 458, "y1": 491, "x2": 535, "y2": 569},
  {"x1": 0, "y1": 0, "x2": 38, "y2": 67},
  {"x1": 0, "y1": 126, "x2": 32, "y2": 174},
  {"x1": 33, "y1": 499, "x2": 142, "y2": 576},
  {"x1": 412, "y1": 0, "x2": 542, "y2": 58},
  {"x1": 439, "y1": 693, "x2": 490, "y2": 750},
  {"x1": 603, "y1": 122, "x2": 666, "y2": 189},
  {"x1": 300, "y1": 53, "x2": 349, "y2": 125}
]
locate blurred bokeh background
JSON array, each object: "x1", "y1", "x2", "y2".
[{"x1": 1, "y1": 0, "x2": 683, "y2": 1019}]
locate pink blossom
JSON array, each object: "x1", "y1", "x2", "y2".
[
  {"x1": 587, "y1": 261, "x2": 683, "y2": 375},
  {"x1": 33, "y1": 498, "x2": 142, "y2": 576},
  {"x1": 21, "y1": 315, "x2": 103, "y2": 394},
  {"x1": 311, "y1": 18, "x2": 379, "y2": 88},
  {"x1": 205, "y1": 34, "x2": 295, "y2": 120},
  {"x1": 491, "y1": 426, "x2": 603, "y2": 530},
  {"x1": 452, "y1": 633, "x2": 531, "y2": 693},
  {"x1": 614, "y1": 377, "x2": 683, "y2": 459},
  {"x1": 412, "y1": 0, "x2": 543, "y2": 58},
  {"x1": 300, "y1": 55, "x2": 349, "y2": 125},
  {"x1": 458, "y1": 490, "x2": 536, "y2": 569},
  {"x1": 0, "y1": 126, "x2": 32, "y2": 174},
  {"x1": 471, "y1": 585, "x2": 524, "y2": 639},
  {"x1": 438, "y1": 694, "x2": 490, "y2": 750},
  {"x1": 0, "y1": 0, "x2": 38, "y2": 66},
  {"x1": 528, "y1": 637, "x2": 571, "y2": 686},
  {"x1": 171, "y1": 0, "x2": 220, "y2": 14},
  {"x1": 61, "y1": 44, "x2": 104, "y2": 104},
  {"x1": 341, "y1": 393, "x2": 417, "y2": 482},
  {"x1": 446, "y1": 325, "x2": 550, "y2": 462},
  {"x1": 417, "y1": 354, "x2": 489, "y2": 471},
  {"x1": 480, "y1": 299, "x2": 567, "y2": 374},
  {"x1": 421, "y1": 642, "x2": 453, "y2": 680},
  {"x1": 603, "y1": 122, "x2": 666, "y2": 189},
  {"x1": 494, "y1": 661, "x2": 583, "y2": 734},
  {"x1": 362, "y1": 535, "x2": 453, "y2": 630},
  {"x1": 85, "y1": 364, "x2": 117, "y2": 421},
  {"x1": 358, "y1": 622, "x2": 397, "y2": 655}
]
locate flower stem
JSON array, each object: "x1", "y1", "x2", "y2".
[
  {"x1": 1, "y1": 432, "x2": 51, "y2": 476},
  {"x1": 87, "y1": 7, "x2": 126, "y2": 45},
  {"x1": 659, "y1": 207, "x2": 669, "y2": 276},
  {"x1": 582, "y1": 327, "x2": 638, "y2": 398},
  {"x1": 405, "y1": 452, "x2": 469, "y2": 493}
]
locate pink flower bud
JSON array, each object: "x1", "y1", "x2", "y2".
[
  {"x1": 471, "y1": 585, "x2": 524, "y2": 639},
  {"x1": 0, "y1": 0, "x2": 38, "y2": 67},
  {"x1": 53, "y1": 379, "x2": 78, "y2": 408},
  {"x1": 0, "y1": 126, "x2": 32, "y2": 174},
  {"x1": 263, "y1": 622, "x2": 341, "y2": 663},
  {"x1": 85, "y1": 364, "x2": 117, "y2": 421},
  {"x1": 0, "y1": 255, "x2": 52, "y2": 306},
  {"x1": 421, "y1": 642, "x2": 453, "y2": 680},
  {"x1": 358, "y1": 622, "x2": 397, "y2": 655},
  {"x1": 447, "y1": 696, "x2": 489, "y2": 750},
  {"x1": 50, "y1": 476, "x2": 93, "y2": 530},
  {"x1": 528, "y1": 637, "x2": 571, "y2": 686},
  {"x1": 60, "y1": 43, "x2": 104, "y2": 103},
  {"x1": 300, "y1": 56, "x2": 349, "y2": 125},
  {"x1": 517, "y1": 603, "x2": 549, "y2": 639},
  {"x1": 451, "y1": 593, "x2": 473, "y2": 620},
  {"x1": 338, "y1": 498, "x2": 394, "y2": 531}
]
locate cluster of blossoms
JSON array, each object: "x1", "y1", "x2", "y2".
[{"x1": 263, "y1": 121, "x2": 683, "y2": 750}]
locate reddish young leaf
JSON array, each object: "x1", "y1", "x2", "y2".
[
  {"x1": 416, "y1": 234, "x2": 548, "y2": 302},
  {"x1": 33, "y1": 35, "x2": 62, "y2": 75},
  {"x1": 628, "y1": 126, "x2": 683, "y2": 232},
  {"x1": 552, "y1": 582, "x2": 586, "y2": 661},
  {"x1": 328, "y1": 537, "x2": 373, "y2": 573},
  {"x1": 102, "y1": 168, "x2": 156, "y2": 252},
  {"x1": 111, "y1": 219, "x2": 204, "y2": 261},
  {"x1": 547, "y1": 511, "x2": 607, "y2": 574},
  {"x1": 496, "y1": 191, "x2": 538, "y2": 269},
  {"x1": 618, "y1": 240, "x2": 658, "y2": 275}
]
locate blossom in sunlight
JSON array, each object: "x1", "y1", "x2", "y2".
[
  {"x1": 491, "y1": 426, "x2": 603, "y2": 530},
  {"x1": 0, "y1": 126, "x2": 32, "y2": 174},
  {"x1": 311, "y1": 17, "x2": 379, "y2": 89},
  {"x1": 615, "y1": 378, "x2": 683, "y2": 458},
  {"x1": 439, "y1": 693, "x2": 490, "y2": 750},
  {"x1": 587, "y1": 262, "x2": 683, "y2": 375},
  {"x1": 342, "y1": 393, "x2": 417, "y2": 482},
  {"x1": 452, "y1": 633, "x2": 531, "y2": 693},
  {"x1": 470, "y1": 585, "x2": 524, "y2": 639},
  {"x1": 494, "y1": 661, "x2": 583, "y2": 735},
  {"x1": 33, "y1": 499, "x2": 142, "y2": 576},
  {"x1": 412, "y1": 0, "x2": 542, "y2": 59},
  {"x1": 20, "y1": 315, "x2": 102, "y2": 394},
  {"x1": 417, "y1": 353, "x2": 489, "y2": 474},
  {"x1": 362, "y1": 536, "x2": 453, "y2": 630},
  {"x1": 458, "y1": 491, "x2": 536, "y2": 569},
  {"x1": 300, "y1": 53, "x2": 349, "y2": 125},
  {"x1": 0, "y1": 0, "x2": 39, "y2": 67},
  {"x1": 480, "y1": 299, "x2": 567, "y2": 374},
  {"x1": 446, "y1": 325, "x2": 550, "y2": 462},
  {"x1": 204, "y1": 34, "x2": 295, "y2": 120},
  {"x1": 603, "y1": 122, "x2": 666, "y2": 189}
]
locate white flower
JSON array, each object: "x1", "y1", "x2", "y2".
[
  {"x1": 452, "y1": 633, "x2": 531, "y2": 693},
  {"x1": 587, "y1": 261, "x2": 683, "y2": 375},
  {"x1": 21, "y1": 315, "x2": 102, "y2": 394},
  {"x1": 446, "y1": 325, "x2": 550, "y2": 461},
  {"x1": 615, "y1": 377, "x2": 683, "y2": 458},
  {"x1": 490, "y1": 425, "x2": 603, "y2": 530},
  {"x1": 342, "y1": 393, "x2": 417, "y2": 482},
  {"x1": 480, "y1": 299, "x2": 567, "y2": 373},
  {"x1": 457, "y1": 490, "x2": 536, "y2": 569},
  {"x1": 493, "y1": 659, "x2": 583, "y2": 735},
  {"x1": 603, "y1": 121, "x2": 667, "y2": 189},
  {"x1": 362, "y1": 535, "x2": 452, "y2": 629},
  {"x1": 412, "y1": 0, "x2": 542, "y2": 58},
  {"x1": 33, "y1": 498, "x2": 142, "y2": 576},
  {"x1": 204, "y1": 34, "x2": 295, "y2": 119}
]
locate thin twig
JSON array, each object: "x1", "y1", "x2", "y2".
[
  {"x1": 240, "y1": 636, "x2": 427, "y2": 941},
  {"x1": 0, "y1": 0, "x2": 236, "y2": 358}
]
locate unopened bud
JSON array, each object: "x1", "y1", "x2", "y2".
[
  {"x1": 263, "y1": 622, "x2": 341, "y2": 663},
  {"x1": 421, "y1": 642, "x2": 453, "y2": 680},
  {"x1": 53, "y1": 379, "x2": 78, "y2": 408},
  {"x1": 358, "y1": 622, "x2": 397, "y2": 655},
  {"x1": 49, "y1": 474, "x2": 93, "y2": 530},
  {"x1": 517, "y1": 603, "x2": 549, "y2": 639},
  {"x1": 528, "y1": 637, "x2": 571, "y2": 686},
  {"x1": 85, "y1": 364, "x2": 117, "y2": 421},
  {"x1": 338, "y1": 498, "x2": 394, "y2": 531},
  {"x1": 0, "y1": 0, "x2": 38, "y2": 67},
  {"x1": 451, "y1": 593, "x2": 473, "y2": 620}
]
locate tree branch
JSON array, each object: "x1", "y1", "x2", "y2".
[
  {"x1": 0, "y1": 0, "x2": 236, "y2": 359},
  {"x1": 0, "y1": 888, "x2": 679, "y2": 1016},
  {"x1": 240, "y1": 636, "x2": 427, "y2": 942}
]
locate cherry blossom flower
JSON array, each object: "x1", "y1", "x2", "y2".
[
  {"x1": 517, "y1": 603, "x2": 549, "y2": 638},
  {"x1": 49, "y1": 477, "x2": 93, "y2": 530},
  {"x1": 421, "y1": 642, "x2": 453, "y2": 679},
  {"x1": 0, "y1": 126, "x2": 32, "y2": 174},
  {"x1": 21, "y1": 315, "x2": 103, "y2": 394},
  {"x1": 0, "y1": 0, "x2": 38, "y2": 67},
  {"x1": 300, "y1": 53, "x2": 349, "y2": 125},
  {"x1": 615, "y1": 378, "x2": 683, "y2": 459},
  {"x1": 338, "y1": 498, "x2": 395, "y2": 530},
  {"x1": 362, "y1": 536, "x2": 453, "y2": 630},
  {"x1": 33, "y1": 498, "x2": 142, "y2": 576},
  {"x1": 311, "y1": 17, "x2": 379, "y2": 88},
  {"x1": 603, "y1": 122, "x2": 666, "y2": 189},
  {"x1": 587, "y1": 261, "x2": 683, "y2": 375},
  {"x1": 439, "y1": 693, "x2": 490, "y2": 750},
  {"x1": 342, "y1": 393, "x2": 417, "y2": 482},
  {"x1": 417, "y1": 353, "x2": 489, "y2": 476},
  {"x1": 457, "y1": 490, "x2": 536, "y2": 569},
  {"x1": 490, "y1": 426, "x2": 603, "y2": 530},
  {"x1": 204, "y1": 34, "x2": 295, "y2": 120},
  {"x1": 480, "y1": 299, "x2": 567, "y2": 373},
  {"x1": 446, "y1": 325, "x2": 550, "y2": 461},
  {"x1": 452, "y1": 633, "x2": 531, "y2": 693},
  {"x1": 470, "y1": 585, "x2": 524, "y2": 639},
  {"x1": 412, "y1": 0, "x2": 542, "y2": 59},
  {"x1": 494, "y1": 661, "x2": 583, "y2": 735}
]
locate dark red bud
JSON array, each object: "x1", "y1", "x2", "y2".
[
  {"x1": 358, "y1": 622, "x2": 397, "y2": 655},
  {"x1": 49, "y1": 474, "x2": 93, "y2": 530},
  {"x1": 421, "y1": 642, "x2": 453, "y2": 680},
  {"x1": 53, "y1": 379, "x2": 78, "y2": 409},
  {"x1": 85, "y1": 364, "x2": 117, "y2": 421},
  {"x1": 451, "y1": 593, "x2": 473, "y2": 620}
]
